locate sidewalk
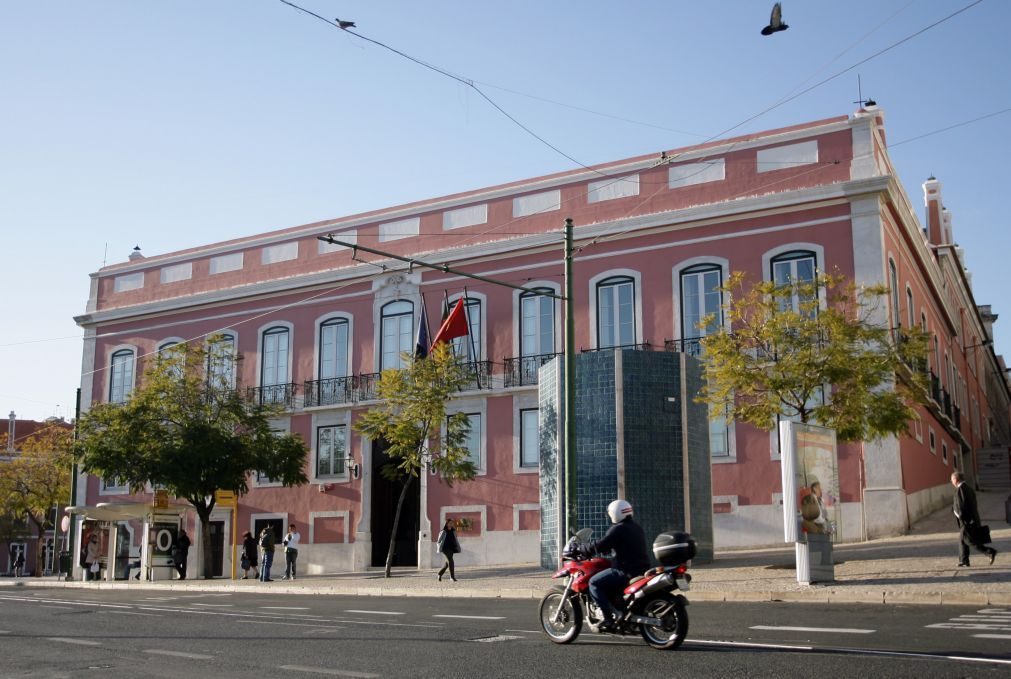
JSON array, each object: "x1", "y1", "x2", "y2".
[{"x1": 5, "y1": 490, "x2": 1010, "y2": 606}]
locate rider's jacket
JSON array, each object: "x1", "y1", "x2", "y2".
[{"x1": 593, "y1": 517, "x2": 650, "y2": 575}]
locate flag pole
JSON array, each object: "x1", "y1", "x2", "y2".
[{"x1": 462, "y1": 286, "x2": 480, "y2": 389}]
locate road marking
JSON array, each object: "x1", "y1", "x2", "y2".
[
  {"x1": 505, "y1": 629, "x2": 541, "y2": 634},
  {"x1": 190, "y1": 603, "x2": 234, "y2": 607},
  {"x1": 469, "y1": 635, "x2": 523, "y2": 643},
  {"x1": 279, "y1": 666, "x2": 378, "y2": 678},
  {"x1": 690, "y1": 639, "x2": 1011, "y2": 666},
  {"x1": 432, "y1": 614, "x2": 505, "y2": 620},
  {"x1": 974, "y1": 634, "x2": 1011, "y2": 640},
  {"x1": 144, "y1": 649, "x2": 214, "y2": 660},
  {"x1": 40, "y1": 605, "x2": 74, "y2": 610},
  {"x1": 47, "y1": 637, "x2": 101, "y2": 646},
  {"x1": 239, "y1": 621, "x2": 345, "y2": 630},
  {"x1": 107, "y1": 611, "x2": 161, "y2": 617},
  {"x1": 750, "y1": 625, "x2": 875, "y2": 634},
  {"x1": 260, "y1": 606, "x2": 310, "y2": 610},
  {"x1": 345, "y1": 610, "x2": 405, "y2": 616}
]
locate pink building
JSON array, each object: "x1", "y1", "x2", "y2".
[{"x1": 74, "y1": 106, "x2": 1011, "y2": 575}]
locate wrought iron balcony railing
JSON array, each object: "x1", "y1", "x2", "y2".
[
  {"x1": 303, "y1": 376, "x2": 355, "y2": 408},
  {"x1": 457, "y1": 360, "x2": 494, "y2": 391},
  {"x1": 582, "y1": 342, "x2": 653, "y2": 353},
  {"x1": 354, "y1": 373, "x2": 381, "y2": 401},
  {"x1": 503, "y1": 353, "x2": 560, "y2": 387},
  {"x1": 248, "y1": 383, "x2": 298, "y2": 408},
  {"x1": 664, "y1": 337, "x2": 705, "y2": 357}
]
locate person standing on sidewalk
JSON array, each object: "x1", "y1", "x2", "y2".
[
  {"x1": 436, "y1": 519, "x2": 460, "y2": 582},
  {"x1": 241, "y1": 530, "x2": 259, "y2": 580},
  {"x1": 83, "y1": 534, "x2": 100, "y2": 581},
  {"x1": 12, "y1": 550, "x2": 25, "y2": 577},
  {"x1": 172, "y1": 529, "x2": 191, "y2": 580},
  {"x1": 952, "y1": 472, "x2": 998, "y2": 567},
  {"x1": 282, "y1": 523, "x2": 300, "y2": 580},
  {"x1": 259, "y1": 525, "x2": 276, "y2": 582}
]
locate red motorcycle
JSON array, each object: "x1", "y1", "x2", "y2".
[{"x1": 539, "y1": 528, "x2": 694, "y2": 650}]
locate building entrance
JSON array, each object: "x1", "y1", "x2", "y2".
[{"x1": 370, "y1": 439, "x2": 420, "y2": 567}]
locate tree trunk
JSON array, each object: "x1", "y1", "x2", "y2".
[
  {"x1": 384, "y1": 475, "x2": 414, "y2": 579},
  {"x1": 193, "y1": 503, "x2": 214, "y2": 579}
]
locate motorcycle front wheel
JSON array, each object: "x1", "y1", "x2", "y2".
[
  {"x1": 539, "y1": 587, "x2": 583, "y2": 644},
  {"x1": 639, "y1": 594, "x2": 688, "y2": 650}
]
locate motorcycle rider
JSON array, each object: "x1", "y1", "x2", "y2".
[{"x1": 589, "y1": 499, "x2": 650, "y2": 633}]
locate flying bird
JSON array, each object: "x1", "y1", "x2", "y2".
[
  {"x1": 761, "y1": 3, "x2": 789, "y2": 36},
  {"x1": 336, "y1": 18, "x2": 356, "y2": 29}
]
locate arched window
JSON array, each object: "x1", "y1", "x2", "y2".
[
  {"x1": 679, "y1": 264, "x2": 723, "y2": 350},
  {"x1": 208, "y1": 333, "x2": 236, "y2": 387},
  {"x1": 380, "y1": 300, "x2": 413, "y2": 370},
  {"x1": 888, "y1": 259, "x2": 900, "y2": 328},
  {"x1": 520, "y1": 288, "x2": 555, "y2": 359},
  {"x1": 261, "y1": 326, "x2": 290, "y2": 387},
  {"x1": 158, "y1": 340, "x2": 184, "y2": 379},
  {"x1": 450, "y1": 297, "x2": 482, "y2": 361},
  {"x1": 596, "y1": 276, "x2": 636, "y2": 348},
  {"x1": 109, "y1": 349, "x2": 135, "y2": 404},
  {"x1": 319, "y1": 318, "x2": 349, "y2": 379},
  {"x1": 770, "y1": 250, "x2": 816, "y2": 313},
  {"x1": 906, "y1": 288, "x2": 914, "y2": 329}
]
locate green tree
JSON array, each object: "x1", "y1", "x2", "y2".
[
  {"x1": 0, "y1": 424, "x2": 73, "y2": 575},
  {"x1": 698, "y1": 271, "x2": 930, "y2": 442},
  {"x1": 76, "y1": 340, "x2": 308, "y2": 578},
  {"x1": 355, "y1": 343, "x2": 477, "y2": 578}
]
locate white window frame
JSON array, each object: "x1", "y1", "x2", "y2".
[
  {"x1": 100, "y1": 476, "x2": 130, "y2": 495},
  {"x1": 928, "y1": 426, "x2": 936, "y2": 455},
  {"x1": 446, "y1": 292, "x2": 486, "y2": 363},
  {"x1": 588, "y1": 269, "x2": 643, "y2": 349},
  {"x1": 107, "y1": 345, "x2": 137, "y2": 404},
  {"x1": 315, "y1": 313, "x2": 353, "y2": 380},
  {"x1": 206, "y1": 330, "x2": 238, "y2": 389},
  {"x1": 314, "y1": 422, "x2": 349, "y2": 482},
  {"x1": 766, "y1": 247, "x2": 820, "y2": 314},
  {"x1": 256, "y1": 322, "x2": 294, "y2": 389},
  {"x1": 254, "y1": 417, "x2": 290, "y2": 487},
  {"x1": 445, "y1": 398, "x2": 487, "y2": 475},
  {"x1": 513, "y1": 393, "x2": 539, "y2": 474},
  {"x1": 378, "y1": 300, "x2": 414, "y2": 371},
  {"x1": 511, "y1": 281, "x2": 561, "y2": 359}
]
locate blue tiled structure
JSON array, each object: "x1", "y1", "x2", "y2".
[{"x1": 539, "y1": 349, "x2": 713, "y2": 568}]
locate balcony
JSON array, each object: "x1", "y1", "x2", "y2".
[
  {"x1": 303, "y1": 376, "x2": 355, "y2": 408},
  {"x1": 457, "y1": 360, "x2": 494, "y2": 391},
  {"x1": 248, "y1": 383, "x2": 298, "y2": 408},
  {"x1": 504, "y1": 353, "x2": 560, "y2": 387},
  {"x1": 582, "y1": 342, "x2": 653, "y2": 353},
  {"x1": 664, "y1": 337, "x2": 705, "y2": 357},
  {"x1": 354, "y1": 373, "x2": 381, "y2": 401}
]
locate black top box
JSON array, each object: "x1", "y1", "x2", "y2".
[{"x1": 653, "y1": 531, "x2": 696, "y2": 566}]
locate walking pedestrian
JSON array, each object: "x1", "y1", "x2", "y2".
[
  {"x1": 281, "y1": 523, "x2": 300, "y2": 580},
  {"x1": 952, "y1": 471, "x2": 998, "y2": 567},
  {"x1": 12, "y1": 550, "x2": 25, "y2": 578},
  {"x1": 172, "y1": 529, "x2": 191, "y2": 580},
  {"x1": 240, "y1": 530, "x2": 259, "y2": 580},
  {"x1": 259, "y1": 525, "x2": 276, "y2": 582},
  {"x1": 436, "y1": 518, "x2": 461, "y2": 582}
]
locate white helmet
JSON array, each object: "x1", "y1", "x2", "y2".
[{"x1": 607, "y1": 499, "x2": 633, "y2": 524}]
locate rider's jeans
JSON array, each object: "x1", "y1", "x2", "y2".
[{"x1": 589, "y1": 568, "x2": 629, "y2": 622}]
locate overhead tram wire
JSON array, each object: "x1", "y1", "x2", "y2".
[{"x1": 888, "y1": 106, "x2": 1011, "y2": 148}]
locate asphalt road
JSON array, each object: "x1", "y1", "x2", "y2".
[{"x1": 1, "y1": 588, "x2": 1009, "y2": 678}]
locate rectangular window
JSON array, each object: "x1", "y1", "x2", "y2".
[
  {"x1": 160, "y1": 262, "x2": 192, "y2": 284},
  {"x1": 454, "y1": 413, "x2": 482, "y2": 468},
  {"x1": 587, "y1": 175, "x2": 639, "y2": 203},
  {"x1": 451, "y1": 299, "x2": 482, "y2": 361},
  {"x1": 597, "y1": 278, "x2": 635, "y2": 348},
  {"x1": 379, "y1": 217, "x2": 420, "y2": 242},
  {"x1": 109, "y1": 351, "x2": 135, "y2": 404},
  {"x1": 709, "y1": 411, "x2": 730, "y2": 458},
  {"x1": 209, "y1": 252, "x2": 244, "y2": 274},
  {"x1": 319, "y1": 230, "x2": 358, "y2": 253},
  {"x1": 520, "y1": 408, "x2": 539, "y2": 468},
  {"x1": 113, "y1": 272, "x2": 144, "y2": 293},
  {"x1": 928, "y1": 427, "x2": 936, "y2": 454},
  {"x1": 680, "y1": 267, "x2": 722, "y2": 349},
  {"x1": 261, "y1": 242, "x2": 298, "y2": 265},
  {"x1": 443, "y1": 204, "x2": 488, "y2": 230},
  {"x1": 521, "y1": 292, "x2": 555, "y2": 358},
  {"x1": 772, "y1": 253, "x2": 816, "y2": 313},
  {"x1": 319, "y1": 320, "x2": 349, "y2": 379},
  {"x1": 207, "y1": 335, "x2": 235, "y2": 388},
  {"x1": 668, "y1": 159, "x2": 725, "y2": 188},
  {"x1": 942, "y1": 441, "x2": 948, "y2": 464},
  {"x1": 101, "y1": 477, "x2": 127, "y2": 492},
  {"x1": 889, "y1": 260, "x2": 900, "y2": 328},
  {"x1": 316, "y1": 425, "x2": 346, "y2": 478},
  {"x1": 513, "y1": 190, "x2": 560, "y2": 218}
]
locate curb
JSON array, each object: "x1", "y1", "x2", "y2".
[{"x1": 3, "y1": 579, "x2": 1009, "y2": 606}]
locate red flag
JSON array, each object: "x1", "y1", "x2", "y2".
[{"x1": 431, "y1": 299, "x2": 469, "y2": 346}]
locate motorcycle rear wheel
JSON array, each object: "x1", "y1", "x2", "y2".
[
  {"x1": 539, "y1": 587, "x2": 583, "y2": 644},
  {"x1": 639, "y1": 594, "x2": 688, "y2": 650}
]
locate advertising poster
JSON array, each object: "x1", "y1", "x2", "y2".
[{"x1": 780, "y1": 421, "x2": 840, "y2": 543}]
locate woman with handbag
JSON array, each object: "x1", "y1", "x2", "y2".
[
  {"x1": 240, "y1": 530, "x2": 259, "y2": 580},
  {"x1": 436, "y1": 518, "x2": 461, "y2": 582},
  {"x1": 84, "y1": 534, "x2": 100, "y2": 581}
]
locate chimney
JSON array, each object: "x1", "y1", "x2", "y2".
[
  {"x1": 129, "y1": 246, "x2": 144, "y2": 261},
  {"x1": 7, "y1": 411, "x2": 14, "y2": 452},
  {"x1": 922, "y1": 177, "x2": 949, "y2": 247}
]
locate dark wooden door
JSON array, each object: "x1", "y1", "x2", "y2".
[{"x1": 370, "y1": 439, "x2": 420, "y2": 567}]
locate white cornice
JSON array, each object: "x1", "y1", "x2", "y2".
[
  {"x1": 94, "y1": 120, "x2": 854, "y2": 278},
  {"x1": 77, "y1": 175, "x2": 889, "y2": 328}
]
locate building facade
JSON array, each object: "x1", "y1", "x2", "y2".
[{"x1": 73, "y1": 106, "x2": 1011, "y2": 575}]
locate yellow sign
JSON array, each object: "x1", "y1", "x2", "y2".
[
  {"x1": 214, "y1": 490, "x2": 237, "y2": 507},
  {"x1": 152, "y1": 489, "x2": 169, "y2": 509}
]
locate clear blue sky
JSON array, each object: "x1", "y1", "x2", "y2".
[{"x1": 2, "y1": 1, "x2": 1009, "y2": 421}]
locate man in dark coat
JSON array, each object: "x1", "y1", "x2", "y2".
[
  {"x1": 589, "y1": 499, "x2": 651, "y2": 632},
  {"x1": 951, "y1": 472, "x2": 997, "y2": 567},
  {"x1": 172, "y1": 529, "x2": 191, "y2": 579}
]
